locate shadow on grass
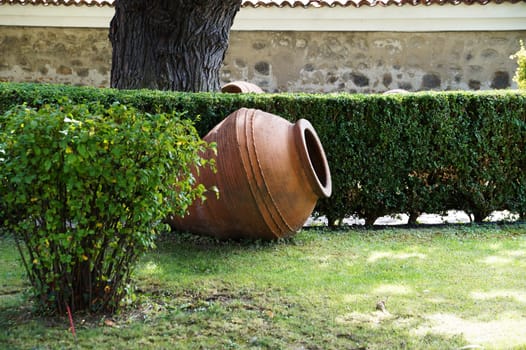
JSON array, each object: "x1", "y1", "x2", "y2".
[
  {"x1": 150, "y1": 226, "x2": 526, "y2": 349},
  {"x1": 1, "y1": 226, "x2": 526, "y2": 349},
  {"x1": 0, "y1": 294, "x2": 37, "y2": 350},
  {"x1": 0, "y1": 287, "x2": 470, "y2": 350},
  {"x1": 304, "y1": 219, "x2": 526, "y2": 232}
]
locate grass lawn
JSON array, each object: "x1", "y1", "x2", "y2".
[{"x1": 1, "y1": 225, "x2": 526, "y2": 350}]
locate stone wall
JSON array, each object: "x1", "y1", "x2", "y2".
[
  {"x1": 1, "y1": 26, "x2": 524, "y2": 92},
  {"x1": 224, "y1": 31, "x2": 525, "y2": 92},
  {"x1": 0, "y1": 27, "x2": 111, "y2": 87}
]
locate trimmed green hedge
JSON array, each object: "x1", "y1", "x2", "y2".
[{"x1": 2, "y1": 82, "x2": 526, "y2": 225}]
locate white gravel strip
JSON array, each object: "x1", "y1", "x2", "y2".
[{"x1": 305, "y1": 210, "x2": 520, "y2": 227}]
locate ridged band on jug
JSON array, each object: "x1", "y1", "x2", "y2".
[{"x1": 238, "y1": 109, "x2": 294, "y2": 238}]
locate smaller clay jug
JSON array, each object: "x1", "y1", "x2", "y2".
[
  {"x1": 169, "y1": 108, "x2": 331, "y2": 240},
  {"x1": 221, "y1": 81, "x2": 264, "y2": 93}
]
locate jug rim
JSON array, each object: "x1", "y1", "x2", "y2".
[{"x1": 293, "y1": 119, "x2": 332, "y2": 199}]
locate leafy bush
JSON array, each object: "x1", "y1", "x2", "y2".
[
  {"x1": 511, "y1": 40, "x2": 526, "y2": 90},
  {"x1": 0, "y1": 100, "x2": 213, "y2": 313}
]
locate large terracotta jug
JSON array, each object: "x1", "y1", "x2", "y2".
[{"x1": 169, "y1": 108, "x2": 332, "y2": 240}]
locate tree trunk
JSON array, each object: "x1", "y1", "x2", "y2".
[{"x1": 109, "y1": 0, "x2": 241, "y2": 92}]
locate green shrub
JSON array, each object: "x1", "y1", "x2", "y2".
[
  {"x1": 511, "y1": 40, "x2": 526, "y2": 90},
  {"x1": 0, "y1": 100, "x2": 214, "y2": 313}
]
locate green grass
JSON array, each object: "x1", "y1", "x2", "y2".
[{"x1": 1, "y1": 225, "x2": 526, "y2": 349}]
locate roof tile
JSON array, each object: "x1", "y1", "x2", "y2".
[
  {"x1": 0, "y1": 0, "x2": 113, "y2": 6},
  {"x1": 244, "y1": 0, "x2": 525, "y2": 6},
  {"x1": 0, "y1": 0, "x2": 524, "y2": 6}
]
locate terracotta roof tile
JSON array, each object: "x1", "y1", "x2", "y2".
[
  {"x1": 0, "y1": 0, "x2": 524, "y2": 6},
  {"x1": 0, "y1": 0, "x2": 113, "y2": 6},
  {"x1": 243, "y1": 0, "x2": 525, "y2": 6}
]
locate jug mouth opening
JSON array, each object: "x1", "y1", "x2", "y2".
[{"x1": 294, "y1": 119, "x2": 332, "y2": 198}]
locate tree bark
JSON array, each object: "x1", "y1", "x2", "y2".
[{"x1": 109, "y1": 0, "x2": 241, "y2": 92}]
